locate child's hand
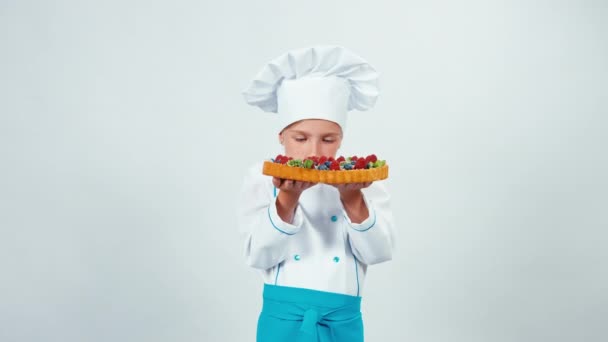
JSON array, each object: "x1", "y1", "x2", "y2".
[
  {"x1": 272, "y1": 177, "x2": 317, "y2": 195},
  {"x1": 332, "y1": 182, "x2": 372, "y2": 224},
  {"x1": 331, "y1": 182, "x2": 372, "y2": 197},
  {"x1": 273, "y1": 178, "x2": 317, "y2": 223}
]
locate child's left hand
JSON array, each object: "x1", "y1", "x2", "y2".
[
  {"x1": 331, "y1": 182, "x2": 372, "y2": 195},
  {"x1": 331, "y1": 182, "x2": 372, "y2": 223}
]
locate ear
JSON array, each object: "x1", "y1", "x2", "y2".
[{"x1": 278, "y1": 132, "x2": 284, "y2": 145}]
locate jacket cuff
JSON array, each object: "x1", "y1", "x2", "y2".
[
  {"x1": 267, "y1": 195, "x2": 303, "y2": 235},
  {"x1": 343, "y1": 192, "x2": 377, "y2": 232}
]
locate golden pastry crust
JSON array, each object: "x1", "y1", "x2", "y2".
[{"x1": 262, "y1": 161, "x2": 389, "y2": 184}]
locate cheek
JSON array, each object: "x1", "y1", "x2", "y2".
[{"x1": 283, "y1": 141, "x2": 305, "y2": 157}]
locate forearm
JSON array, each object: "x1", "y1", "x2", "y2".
[
  {"x1": 241, "y1": 194, "x2": 304, "y2": 269},
  {"x1": 276, "y1": 191, "x2": 300, "y2": 223},
  {"x1": 340, "y1": 190, "x2": 369, "y2": 224},
  {"x1": 343, "y1": 184, "x2": 395, "y2": 265}
]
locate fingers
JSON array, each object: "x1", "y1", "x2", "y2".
[
  {"x1": 350, "y1": 182, "x2": 372, "y2": 189},
  {"x1": 284, "y1": 179, "x2": 296, "y2": 190},
  {"x1": 293, "y1": 181, "x2": 316, "y2": 191},
  {"x1": 272, "y1": 177, "x2": 293, "y2": 190},
  {"x1": 272, "y1": 178, "x2": 317, "y2": 192},
  {"x1": 330, "y1": 182, "x2": 373, "y2": 191},
  {"x1": 274, "y1": 176, "x2": 373, "y2": 190}
]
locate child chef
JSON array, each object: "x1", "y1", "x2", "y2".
[{"x1": 239, "y1": 45, "x2": 396, "y2": 342}]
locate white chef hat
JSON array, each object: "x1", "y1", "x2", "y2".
[{"x1": 241, "y1": 45, "x2": 379, "y2": 132}]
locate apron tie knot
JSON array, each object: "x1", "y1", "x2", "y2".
[{"x1": 300, "y1": 308, "x2": 321, "y2": 336}]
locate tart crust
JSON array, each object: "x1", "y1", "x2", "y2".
[{"x1": 262, "y1": 161, "x2": 389, "y2": 184}]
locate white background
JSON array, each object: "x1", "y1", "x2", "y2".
[{"x1": 1, "y1": 1, "x2": 607, "y2": 341}]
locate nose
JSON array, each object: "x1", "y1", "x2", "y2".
[{"x1": 309, "y1": 141, "x2": 322, "y2": 157}]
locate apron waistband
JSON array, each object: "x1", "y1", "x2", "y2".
[{"x1": 261, "y1": 284, "x2": 362, "y2": 340}]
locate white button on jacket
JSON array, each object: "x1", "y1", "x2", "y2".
[{"x1": 238, "y1": 162, "x2": 396, "y2": 296}]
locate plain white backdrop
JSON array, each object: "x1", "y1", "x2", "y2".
[{"x1": 1, "y1": 1, "x2": 607, "y2": 341}]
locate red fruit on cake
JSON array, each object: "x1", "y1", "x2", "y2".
[{"x1": 355, "y1": 158, "x2": 367, "y2": 170}]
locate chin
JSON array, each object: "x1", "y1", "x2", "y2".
[{"x1": 284, "y1": 152, "x2": 338, "y2": 160}]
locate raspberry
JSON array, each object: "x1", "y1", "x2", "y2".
[
  {"x1": 319, "y1": 156, "x2": 328, "y2": 164},
  {"x1": 330, "y1": 161, "x2": 340, "y2": 170},
  {"x1": 336, "y1": 156, "x2": 345, "y2": 163}
]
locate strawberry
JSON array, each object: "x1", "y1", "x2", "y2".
[
  {"x1": 328, "y1": 156, "x2": 335, "y2": 162},
  {"x1": 355, "y1": 158, "x2": 367, "y2": 169},
  {"x1": 278, "y1": 156, "x2": 291, "y2": 164},
  {"x1": 351, "y1": 155, "x2": 358, "y2": 161},
  {"x1": 366, "y1": 154, "x2": 378, "y2": 163},
  {"x1": 336, "y1": 156, "x2": 345, "y2": 163},
  {"x1": 329, "y1": 160, "x2": 340, "y2": 170},
  {"x1": 319, "y1": 156, "x2": 328, "y2": 164}
]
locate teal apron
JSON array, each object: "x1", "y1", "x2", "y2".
[{"x1": 257, "y1": 284, "x2": 364, "y2": 342}]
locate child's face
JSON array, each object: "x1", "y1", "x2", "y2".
[{"x1": 279, "y1": 119, "x2": 343, "y2": 159}]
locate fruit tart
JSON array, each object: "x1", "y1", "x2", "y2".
[{"x1": 263, "y1": 154, "x2": 388, "y2": 184}]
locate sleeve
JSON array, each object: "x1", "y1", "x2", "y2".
[
  {"x1": 237, "y1": 163, "x2": 305, "y2": 270},
  {"x1": 342, "y1": 181, "x2": 396, "y2": 265}
]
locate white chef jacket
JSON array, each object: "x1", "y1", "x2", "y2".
[{"x1": 238, "y1": 162, "x2": 395, "y2": 296}]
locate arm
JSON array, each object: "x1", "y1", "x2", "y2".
[
  {"x1": 237, "y1": 163, "x2": 314, "y2": 269},
  {"x1": 339, "y1": 181, "x2": 396, "y2": 265}
]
